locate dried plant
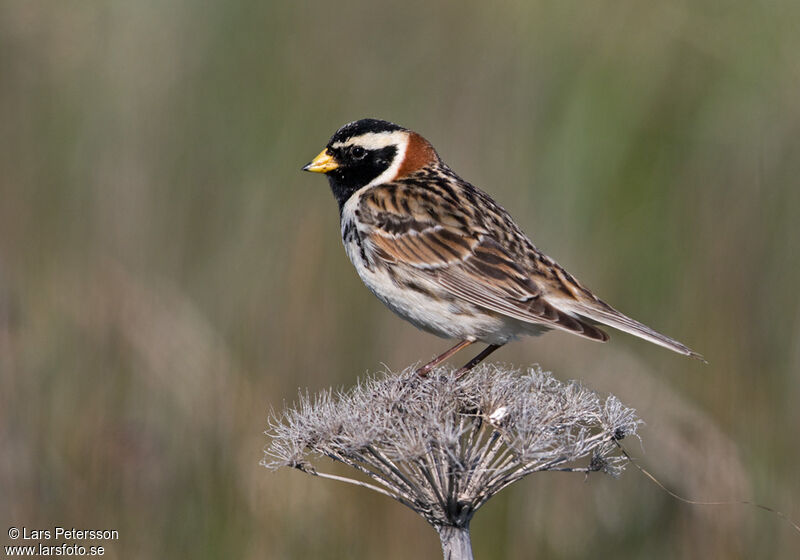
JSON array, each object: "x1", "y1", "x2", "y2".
[{"x1": 264, "y1": 364, "x2": 641, "y2": 560}]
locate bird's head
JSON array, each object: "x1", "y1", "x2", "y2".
[{"x1": 303, "y1": 119, "x2": 439, "y2": 211}]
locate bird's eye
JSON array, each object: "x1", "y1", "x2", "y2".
[{"x1": 351, "y1": 146, "x2": 366, "y2": 159}]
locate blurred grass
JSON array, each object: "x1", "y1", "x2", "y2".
[{"x1": 1, "y1": 1, "x2": 799, "y2": 558}]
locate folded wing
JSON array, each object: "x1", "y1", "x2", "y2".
[{"x1": 361, "y1": 184, "x2": 610, "y2": 342}]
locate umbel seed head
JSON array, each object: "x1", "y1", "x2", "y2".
[{"x1": 264, "y1": 364, "x2": 641, "y2": 529}]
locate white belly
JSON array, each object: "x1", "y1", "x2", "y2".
[{"x1": 340, "y1": 219, "x2": 527, "y2": 345}]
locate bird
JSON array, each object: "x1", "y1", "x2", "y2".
[{"x1": 302, "y1": 118, "x2": 703, "y2": 377}]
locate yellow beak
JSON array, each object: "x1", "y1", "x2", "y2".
[{"x1": 302, "y1": 149, "x2": 339, "y2": 174}]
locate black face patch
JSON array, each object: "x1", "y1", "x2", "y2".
[{"x1": 326, "y1": 144, "x2": 398, "y2": 214}]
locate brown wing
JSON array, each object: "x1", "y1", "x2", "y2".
[{"x1": 359, "y1": 181, "x2": 609, "y2": 342}]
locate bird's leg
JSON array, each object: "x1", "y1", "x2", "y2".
[
  {"x1": 454, "y1": 344, "x2": 503, "y2": 379},
  {"x1": 416, "y1": 340, "x2": 475, "y2": 377}
]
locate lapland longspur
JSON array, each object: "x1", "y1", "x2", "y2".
[{"x1": 303, "y1": 119, "x2": 703, "y2": 376}]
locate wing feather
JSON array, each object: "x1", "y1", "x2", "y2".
[{"x1": 361, "y1": 183, "x2": 609, "y2": 342}]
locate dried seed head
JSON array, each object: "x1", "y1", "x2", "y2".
[{"x1": 264, "y1": 364, "x2": 641, "y2": 528}]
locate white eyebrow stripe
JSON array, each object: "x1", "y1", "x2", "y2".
[{"x1": 330, "y1": 131, "x2": 408, "y2": 151}]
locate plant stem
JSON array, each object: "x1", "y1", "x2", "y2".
[{"x1": 437, "y1": 525, "x2": 473, "y2": 560}]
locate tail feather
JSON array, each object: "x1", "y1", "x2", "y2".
[{"x1": 556, "y1": 300, "x2": 705, "y2": 362}]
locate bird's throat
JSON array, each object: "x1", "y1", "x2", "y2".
[{"x1": 327, "y1": 175, "x2": 360, "y2": 216}]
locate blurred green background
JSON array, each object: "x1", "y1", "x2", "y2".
[{"x1": 2, "y1": 1, "x2": 799, "y2": 558}]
